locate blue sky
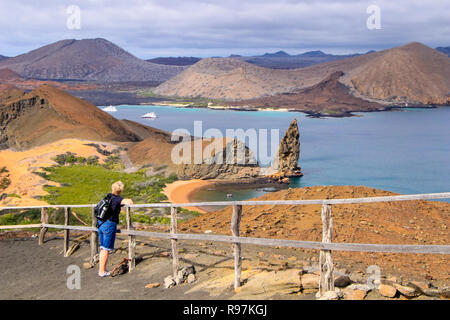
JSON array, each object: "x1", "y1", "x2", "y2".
[{"x1": 0, "y1": 0, "x2": 449, "y2": 58}]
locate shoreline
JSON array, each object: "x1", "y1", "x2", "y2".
[
  {"x1": 137, "y1": 100, "x2": 447, "y2": 118},
  {"x1": 162, "y1": 179, "x2": 217, "y2": 213}
]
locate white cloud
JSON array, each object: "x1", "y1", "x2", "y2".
[{"x1": 0, "y1": 0, "x2": 448, "y2": 58}]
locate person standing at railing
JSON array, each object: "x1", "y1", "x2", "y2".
[{"x1": 97, "y1": 181, "x2": 133, "y2": 277}]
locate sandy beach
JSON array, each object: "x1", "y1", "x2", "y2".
[{"x1": 162, "y1": 179, "x2": 217, "y2": 213}]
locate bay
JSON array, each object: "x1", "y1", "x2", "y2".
[{"x1": 105, "y1": 105, "x2": 450, "y2": 202}]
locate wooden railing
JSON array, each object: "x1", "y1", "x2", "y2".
[{"x1": 1, "y1": 191, "x2": 450, "y2": 296}]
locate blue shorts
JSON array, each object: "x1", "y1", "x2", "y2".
[{"x1": 97, "y1": 220, "x2": 117, "y2": 251}]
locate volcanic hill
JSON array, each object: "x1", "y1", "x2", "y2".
[
  {"x1": 155, "y1": 42, "x2": 450, "y2": 106},
  {"x1": 181, "y1": 185, "x2": 450, "y2": 281},
  {"x1": 0, "y1": 38, "x2": 185, "y2": 82},
  {"x1": 230, "y1": 71, "x2": 387, "y2": 116},
  {"x1": 153, "y1": 58, "x2": 316, "y2": 100},
  {"x1": 0, "y1": 85, "x2": 142, "y2": 150}
]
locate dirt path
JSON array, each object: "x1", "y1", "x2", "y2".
[
  {"x1": 0, "y1": 236, "x2": 229, "y2": 300},
  {"x1": 0, "y1": 233, "x2": 319, "y2": 300}
]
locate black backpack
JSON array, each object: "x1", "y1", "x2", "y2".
[{"x1": 94, "y1": 194, "x2": 113, "y2": 221}]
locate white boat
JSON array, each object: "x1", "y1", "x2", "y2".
[
  {"x1": 141, "y1": 112, "x2": 157, "y2": 119},
  {"x1": 102, "y1": 105, "x2": 118, "y2": 112}
]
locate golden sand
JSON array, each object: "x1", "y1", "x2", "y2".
[{"x1": 162, "y1": 179, "x2": 216, "y2": 213}]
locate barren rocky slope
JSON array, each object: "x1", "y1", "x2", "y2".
[
  {"x1": 0, "y1": 68, "x2": 22, "y2": 81},
  {"x1": 128, "y1": 135, "x2": 263, "y2": 180},
  {"x1": 0, "y1": 38, "x2": 185, "y2": 82},
  {"x1": 153, "y1": 58, "x2": 316, "y2": 100},
  {"x1": 155, "y1": 42, "x2": 450, "y2": 105},
  {"x1": 231, "y1": 71, "x2": 387, "y2": 116},
  {"x1": 0, "y1": 85, "x2": 142, "y2": 150},
  {"x1": 181, "y1": 185, "x2": 450, "y2": 281}
]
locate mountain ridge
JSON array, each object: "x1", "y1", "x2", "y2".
[
  {"x1": 155, "y1": 42, "x2": 450, "y2": 105},
  {"x1": 436, "y1": 46, "x2": 450, "y2": 57},
  {"x1": 0, "y1": 38, "x2": 186, "y2": 83},
  {"x1": 147, "y1": 57, "x2": 201, "y2": 66}
]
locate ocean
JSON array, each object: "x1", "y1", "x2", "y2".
[{"x1": 104, "y1": 105, "x2": 450, "y2": 202}]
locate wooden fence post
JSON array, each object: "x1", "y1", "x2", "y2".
[
  {"x1": 38, "y1": 207, "x2": 48, "y2": 245},
  {"x1": 231, "y1": 204, "x2": 242, "y2": 290},
  {"x1": 90, "y1": 207, "x2": 99, "y2": 264},
  {"x1": 170, "y1": 206, "x2": 180, "y2": 278},
  {"x1": 63, "y1": 207, "x2": 71, "y2": 257},
  {"x1": 319, "y1": 203, "x2": 334, "y2": 296},
  {"x1": 126, "y1": 207, "x2": 136, "y2": 271}
]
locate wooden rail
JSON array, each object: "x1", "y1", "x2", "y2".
[{"x1": 1, "y1": 191, "x2": 449, "y2": 295}]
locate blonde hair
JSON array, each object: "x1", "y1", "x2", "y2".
[{"x1": 112, "y1": 181, "x2": 124, "y2": 194}]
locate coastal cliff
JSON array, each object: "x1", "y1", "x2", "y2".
[
  {"x1": 128, "y1": 119, "x2": 302, "y2": 183},
  {"x1": 0, "y1": 85, "x2": 141, "y2": 150},
  {"x1": 176, "y1": 138, "x2": 261, "y2": 180},
  {"x1": 174, "y1": 118, "x2": 302, "y2": 183}
]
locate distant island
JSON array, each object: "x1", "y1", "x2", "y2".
[{"x1": 0, "y1": 39, "x2": 448, "y2": 117}]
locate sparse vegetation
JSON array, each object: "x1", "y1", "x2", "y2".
[
  {"x1": 6, "y1": 193, "x2": 21, "y2": 198},
  {"x1": 52, "y1": 152, "x2": 79, "y2": 165},
  {"x1": 3, "y1": 152, "x2": 200, "y2": 228},
  {"x1": 33, "y1": 164, "x2": 179, "y2": 225},
  {"x1": 0, "y1": 209, "x2": 41, "y2": 228},
  {"x1": 0, "y1": 177, "x2": 11, "y2": 190}
]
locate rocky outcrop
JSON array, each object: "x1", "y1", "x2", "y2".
[
  {"x1": 128, "y1": 118, "x2": 302, "y2": 182},
  {"x1": 176, "y1": 139, "x2": 261, "y2": 180},
  {"x1": 176, "y1": 120, "x2": 302, "y2": 181},
  {"x1": 270, "y1": 119, "x2": 302, "y2": 177},
  {"x1": 0, "y1": 95, "x2": 46, "y2": 149},
  {"x1": 234, "y1": 269, "x2": 303, "y2": 298}
]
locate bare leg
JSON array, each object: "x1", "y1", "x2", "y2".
[{"x1": 99, "y1": 249, "x2": 109, "y2": 274}]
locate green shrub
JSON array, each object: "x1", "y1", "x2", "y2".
[
  {"x1": 0, "y1": 209, "x2": 40, "y2": 225},
  {"x1": 86, "y1": 156, "x2": 99, "y2": 165},
  {"x1": 6, "y1": 193, "x2": 21, "y2": 198},
  {"x1": 0, "y1": 177, "x2": 11, "y2": 190}
]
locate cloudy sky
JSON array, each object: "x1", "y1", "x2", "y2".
[{"x1": 0, "y1": 0, "x2": 449, "y2": 58}]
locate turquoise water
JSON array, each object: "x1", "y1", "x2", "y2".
[{"x1": 106, "y1": 105, "x2": 450, "y2": 202}]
